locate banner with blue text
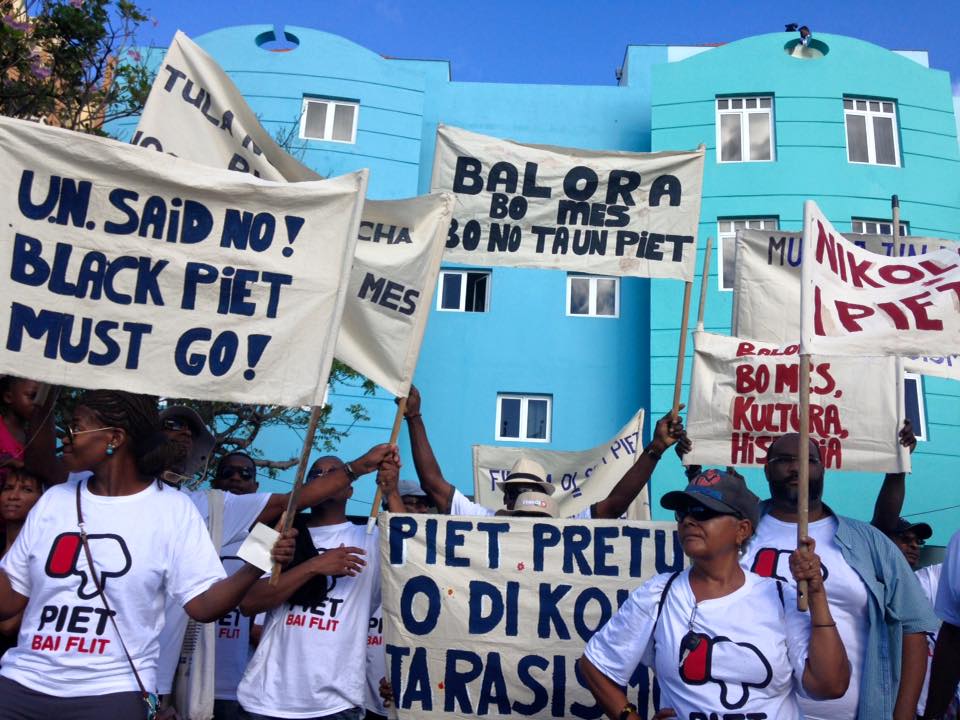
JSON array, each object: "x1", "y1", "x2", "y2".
[
  {"x1": 380, "y1": 514, "x2": 684, "y2": 720},
  {"x1": 0, "y1": 116, "x2": 367, "y2": 405}
]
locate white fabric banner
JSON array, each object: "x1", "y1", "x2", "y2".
[
  {"x1": 732, "y1": 227, "x2": 960, "y2": 380},
  {"x1": 686, "y1": 332, "x2": 909, "y2": 473},
  {"x1": 135, "y1": 31, "x2": 452, "y2": 396},
  {"x1": 0, "y1": 116, "x2": 366, "y2": 406},
  {"x1": 380, "y1": 514, "x2": 683, "y2": 720},
  {"x1": 472, "y1": 409, "x2": 649, "y2": 520},
  {"x1": 431, "y1": 125, "x2": 704, "y2": 280},
  {"x1": 800, "y1": 201, "x2": 960, "y2": 357}
]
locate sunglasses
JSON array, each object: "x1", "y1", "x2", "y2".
[
  {"x1": 62, "y1": 424, "x2": 119, "y2": 444},
  {"x1": 307, "y1": 466, "x2": 341, "y2": 480},
  {"x1": 218, "y1": 466, "x2": 254, "y2": 481},
  {"x1": 163, "y1": 417, "x2": 194, "y2": 433},
  {"x1": 675, "y1": 504, "x2": 740, "y2": 523}
]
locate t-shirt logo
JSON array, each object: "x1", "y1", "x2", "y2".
[
  {"x1": 751, "y1": 547, "x2": 829, "y2": 583},
  {"x1": 679, "y1": 632, "x2": 773, "y2": 709},
  {"x1": 44, "y1": 532, "x2": 132, "y2": 600}
]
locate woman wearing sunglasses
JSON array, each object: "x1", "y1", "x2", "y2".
[
  {"x1": 580, "y1": 469, "x2": 850, "y2": 720},
  {"x1": 0, "y1": 390, "x2": 294, "y2": 720}
]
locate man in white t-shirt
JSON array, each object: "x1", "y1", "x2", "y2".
[
  {"x1": 402, "y1": 385, "x2": 683, "y2": 519},
  {"x1": 925, "y1": 529, "x2": 960, "y2": 718},
  {"x1": 738, "y1": 433, "x2": 938, "y2": 720},
  {"x1": 236, "y1": 453, "x2": 399, "y2": 720}
]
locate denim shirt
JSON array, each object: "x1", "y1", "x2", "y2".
[{"x1": 755, "y1": 501, "x2": 939, "y2": 720}]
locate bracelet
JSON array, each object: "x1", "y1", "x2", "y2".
[
  {"x1": 812, "y1": 621, "x2": 837, "y2": 628},
  {"x1": 344, "y1": 463, "x2": 358, "y2": 481},
  {"x1": 643, "y1": 444, "x2": 662, "y2": 461},
  {"x1": 618, "y1": 702, "x2": 638, "y2": 720}
]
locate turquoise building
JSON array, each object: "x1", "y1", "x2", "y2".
[{"x1": 116, "y1": 27, "x2": 960, "y2": 543}]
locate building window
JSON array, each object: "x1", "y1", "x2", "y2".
[
  {"x1": 299, "y1": 97, "x2": 358, "y2": 143},
  {"x1": 716, "y1": 96, "x2": 774, "y2": 162},
  {"x1": 437, "y1": 270, "x2": 490, "y2": 312},
  {"x1": 851, "y1": 218, "x2": 909, "y2": 236},
  {"x1": 717, "y1": 217, "x2": 779, "y2": 291},
  {"x1": 566, "y1": 274, "x2": 619, "y2": 317},
  {"x1": 843, "y1": 98, "x2": 899, "y2": 166},
  {"x1": 496, "y1": 394, "x2": 552, "y2": 442},
  {"x1": 903, "y1": 372, "x2": 927, "y2": 441}
]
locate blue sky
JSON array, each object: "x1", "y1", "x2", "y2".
[{"x1": 138, "y1": 0, "x2": 960, "y2": 88}]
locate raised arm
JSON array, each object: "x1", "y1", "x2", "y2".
[
  {"x1": 592, "y1": 408, "x2": 684, "y2": 520},
  {"x1": 376, "y1": 455, "x2": 407, "y2": 513},
  {"x1": 401, "y1": 386, "x2": 456, "y2": 513},
  {"x1": 871, "y1": 420, "x2": 916, "y2": 533}
]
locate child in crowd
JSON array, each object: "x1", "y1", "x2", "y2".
[
  {"x1": 0, "y1": 377, "x2": 39, "y2": 481},
  {"x1": 0, "y1": 468, "x2": 43, "y2": 660}
]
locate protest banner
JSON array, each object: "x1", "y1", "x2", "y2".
[
  {"x1": 0, "y1": 115, "x2": 367, "y2": 406},
  {"x1": 135, "y1": 32, "x2": 453, "y2": 398},
  {"x1": 473, "y1": 409, "x2": 649, "y2": 520},
  {"x1": 799, "y1": 201, "x2": 960, "y2": 357},
  {"x1": 431, "y1": 125, "x2": 704, "y2": 280},
  {"x1": 732, "y1": 227, "x2": 960, "y2": 379},
  {"x1": 380, "y1": 514, "x2": 684, "y2": 720},
  {"x1": 685, "y1": 331, "x2": 909, "y2": 473}
]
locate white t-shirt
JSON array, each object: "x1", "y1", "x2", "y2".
[
  {"x1": 743, "y1": 513, "x2": 868, "y2": 720},
  {"x1": 0, "y1": 479, "x2": 225, "y2": 696},
  {"x1": 914, "y1": 563, "x2": 943, "y2": 716},
  {"x1": 214, "y1": 542, "x2": 253, "y2": 702},
  {"x1": 237, "y1": 521, "x2": 382, "y2": 718},
  {"x1": 366, "y1": 604, "x2": 387, "y2": 716},
  {"x1": 449, "y1": 488, "x2": 591, "y2": 519},
  {"x1": 155, "y1": 488, "x2": 270, "y2": 694},
  {"x1": 585, "y1": 569, "x2": 808, "y2": 720},
  {"x1": 936, "y1": 530, "x2": 960, "y2": 627}
]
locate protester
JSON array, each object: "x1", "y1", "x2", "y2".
[
  {"x1": 158, "y1": 406, "x2": 216, "y2": 486},
  {"x1": 0, "y1": 389, "x2": 295, "y2": 720},
  {"x1": 580, "y1": 469, "x2": 849, "y2": 719},
  {"x1": 737, "y1": 433, "x2": 938, "y2": 720},
  {"x1": 402, "y1": 385, "x2": 683, "y2": 518},
  {"x1": 925, "y1": 529, "x2": 960, "y2": 718},
  {"x1": 0, "y1": 468, "x2": 43, "y2": 659},
  {"x1": 236, "y1": 454, "x2": 397, "y2": 720},
  {"x1": 389, "y1": 480, "x2": 435, "y2": 514},
  {"x1": 0, "y1": 377, "x2": 39, "y2": 480}
]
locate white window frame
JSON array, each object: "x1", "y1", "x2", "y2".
[
  {"x1": 495, "y1": 394, "x2": 552, "y2": 443},
  {"x1": 717, "y1": 217, "x2": 779, "y2": 291},
  {"x1": 565, "y1": 273, "x2": 620, "y2": 318},
  {"x1": 850, "y1": 217, "x2": 909, "y2": 237},
  {"x1": 436, "y1": 269, "x2": 491, "y2": 313},
  {"x1": 843, "y1": 97, "x2": 900, "y2": 166},
  {"x1": 903, "y1": 372, "x2": 927, "y2": 442},
  {"x1": 299, "y1": 97, "x2": 359, "y2": 144},
  {"x1": 715, "y1": 96, "x2": 775, "y2": 163}
]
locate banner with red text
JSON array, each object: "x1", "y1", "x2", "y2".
[
  {"x1": 685, "y1": 332, "x2": 908, "y2": 472},
  {"x1": 732, "y1": 227, "x2": 960, "y2": 380},
  {"x1": 431, "y1": 124, "x2": 704, "y2": 280},
  {"x1": 800, "y1": 201, "x2": 960, "y2": 357}
]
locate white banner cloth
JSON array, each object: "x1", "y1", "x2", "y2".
[
  {"x1": 431, "y1": 125, "x2": 704, "y2": 279},
  {"x1": 473, "y1": 409, "x2": 649, "y2": 520},
  {"x1": 685, "y1": 331, "x2": 909, "y2": 472},
  {"x1": 0, "y1": 116, "x2": 366, "y2": 405}
]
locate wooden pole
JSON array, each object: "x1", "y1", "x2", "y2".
[
  {"x1": 672, "y1": 281, "x2": 694, "y2": 418},
  {"x1": 269, "y1": 405, "x2": 323, "y2": 585},
  {"x1": 366, "y1": 397, "x2": 407, "y2": 534},
  {"x1": 891, "y1": 194, "x2": 900, "y2": 241},
  {"x1": 796, "y1": 355, "x2": 811, "y2": 611},
  {"x1": 696, "y1": 236, "x2": 713, "y2": 331}
]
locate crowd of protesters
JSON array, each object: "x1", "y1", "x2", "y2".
[{"x1": 0, "y1": 376, "x2": 957, "y2": 720}]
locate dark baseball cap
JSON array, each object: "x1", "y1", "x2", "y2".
[
  {"x1": 888, "y1": 517, "x2": 933, "y2": 540},
  {"x1": 661, "y1": 468, "x2": 760, "y2": 530}
]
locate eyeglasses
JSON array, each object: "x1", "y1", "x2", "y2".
[
  {"x1": 675, "y1": 505, "x2": 740, "y2": 523},
  {"x1": 62, "y1": 424, "x2": 119, "y2": 445},
  {"x1": 218, "y1": 466, "x2": 254, "y2": 481},
  {"x1": 307, "y1": 466, "x2": 341, "y2": 480}
]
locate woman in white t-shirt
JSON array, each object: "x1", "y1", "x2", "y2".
[
  {"x1": 0, "y1": 390, "x2": 294, "y2": 720},
  {"x1": 580, "y1": 469, "x2": 849, "y2": 720}
]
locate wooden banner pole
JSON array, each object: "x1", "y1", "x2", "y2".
[
  {"x1": 797, "y1": 355, "x2": 812, "y2": 611},
  {"x1": 672, "y1": 281, "x2": 694, "y2": 418},
  {"x1": 891, "y1": 194, "x2": 900, "y2": 241},
  {"x1": 366, "y1": 397, "x2": 407, "y2": 534},
  {"x1": 696, "y1": 236, "x2": 713, "y2": 331},
  {"x1": 269, "y1": 405, "x2": 323, "y2": 585}
]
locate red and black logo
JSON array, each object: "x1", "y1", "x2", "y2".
[
  {"x1": 751, "y1": 547, "x2": 829, "y2": 584},
  {"x1": 679, "y1": 633, "x2": 773, "y2": 709},
  {"x1": 45, "y1": 532, "x2": 132, "y2": 600}
]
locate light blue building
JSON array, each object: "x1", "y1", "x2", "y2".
[{"x1": 116, "y1": 27, "x2": 960, "y2": 542}]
